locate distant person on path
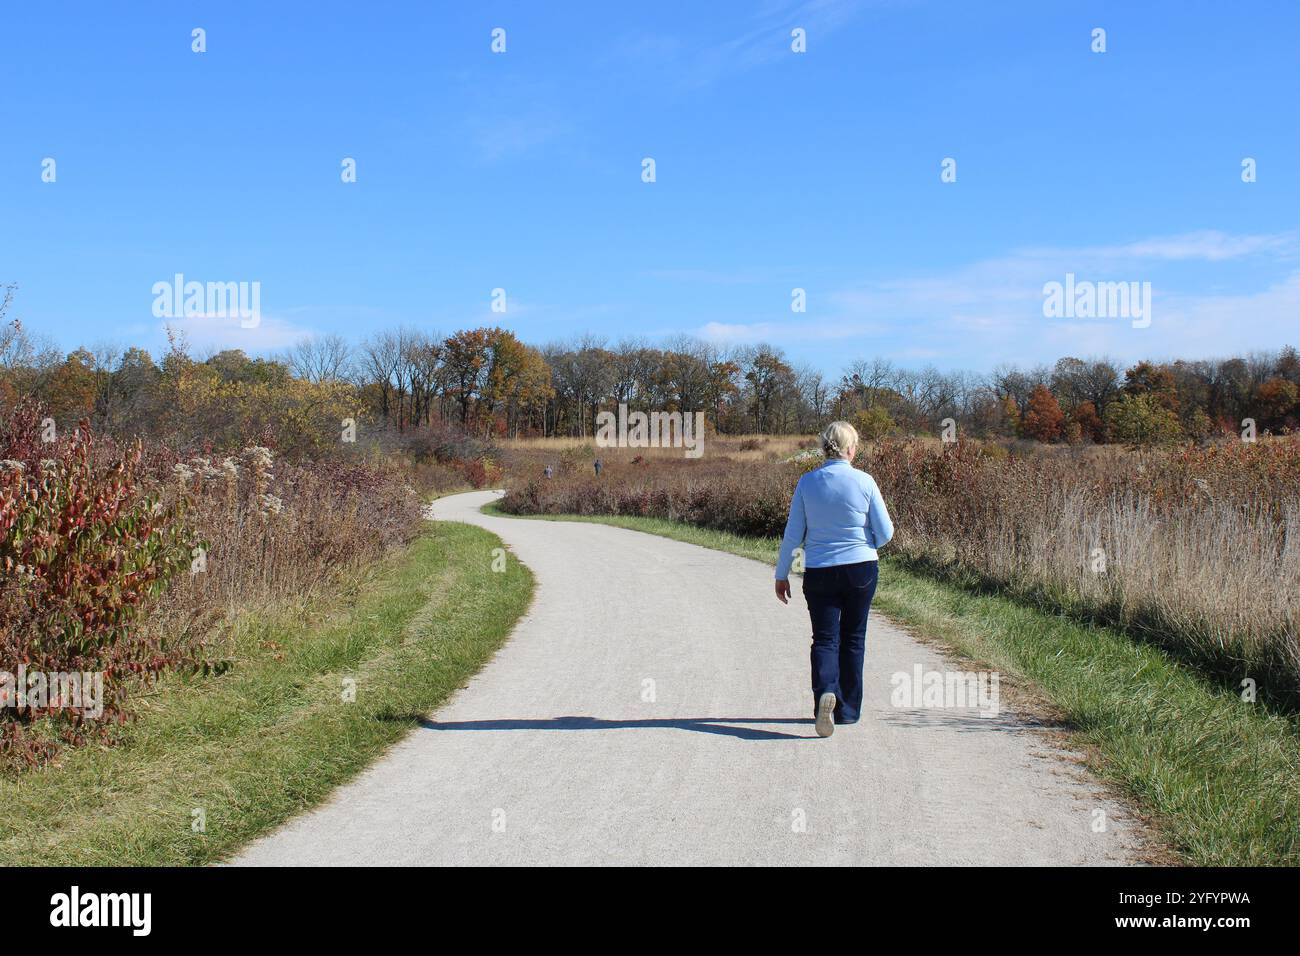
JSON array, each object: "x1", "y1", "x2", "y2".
[
  {"x1": 593, "y1": 458, "x2": 603, "y2": 477},
  {"x1": 544, "y1": 464, "x2": 553, "y2": 479},
  {"x1": 774, "y1": 421, "x2": 894, "y2": 738}
]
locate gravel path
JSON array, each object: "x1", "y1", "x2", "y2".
[{"x1": 234, "y1": 490, "x2": 1144, "y2": 866}]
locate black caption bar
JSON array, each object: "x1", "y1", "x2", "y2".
[{"x1": 2, "y1": 865, "x2": 1287, "y2": 941}]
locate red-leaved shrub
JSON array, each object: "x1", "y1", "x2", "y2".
[{"x1": 0, "y1": 402, "x2": 196, "y2": 763}]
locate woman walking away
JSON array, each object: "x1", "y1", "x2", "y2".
[{"x1": 774, "y1": 421, "x2": 894, "y2": 738}]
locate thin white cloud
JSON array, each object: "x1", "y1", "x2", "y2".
[
  {"x1": 469, "y1": 110, "x2": 571, "y2": 162},
  {"x1": 691, "y1": 230, "x2": 1300, "y2": 366},
  {"x1": 698, "y1": 321, "x2": 786, "y2": 343},
  {"x1": 163, "y1": 313, "x2": 319, "y2": 353},
  {"x1": 699, "y1": 317, "x2": 889, "y2": 344},
  {"x1": 644, "y1": 268, "x2": 767, "y2": 285},
  {"x1": 1025, "y1": 230, "x2": 1299, "y2": 263},
  {"x1": 610, "y1": 0, "x2": 870, "y2": 90}
]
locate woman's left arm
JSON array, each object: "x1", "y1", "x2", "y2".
[{"x1": 864, "y1": 475, "x2": 894, "y2": 549}]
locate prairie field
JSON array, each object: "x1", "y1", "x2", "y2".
[
  {"x1": 503, "y1": 432, "x2": 816, "y2": 463},
  {"x1": 498, "y1": 434, "x2": 1300, "y2": 708}
]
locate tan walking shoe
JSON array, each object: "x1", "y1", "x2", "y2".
[{"x1": 816, "y1": 692, "x2": 837, "y2": 738}]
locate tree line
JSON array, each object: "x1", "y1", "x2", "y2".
[{"x1": 3, "y1": 289, "x2": 1297, "y2": 446}]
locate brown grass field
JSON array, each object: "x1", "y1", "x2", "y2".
[{"x1": 498, "y1": 433, "x2": 1300, "y2": 708}]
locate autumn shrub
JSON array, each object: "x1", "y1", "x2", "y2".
[
  {"x1": 400, "y1": 422, "x2": 495, "y2": 468},
  {"x1": 0, "y1": 402, "x2": 198, "y2": 763},
  {"x1": 407, "y1": 458, "x2": 470, "y2": 495},
  {"x1": 500, "y1": 456, "x2": 800, "y2": 538},
  {"x1": 458, "y1": 456, "x2": 502, "y2": 489},
  {"x1": 393, "y1": 423, "x2": 508, "y2": 494},
  {"x1": 1105, "y1": 393, "x2": 1184, "y2": 446},
  {"x1": 852, "y1": 406, "x2": 895, "y2": 441},
  {"x1": 0, "y1": 401, "x2": 425, "y2": 767}
]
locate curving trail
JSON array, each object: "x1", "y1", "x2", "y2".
[{"x1": 234, "y1": 490, "x2": 1144, "y2": 866}]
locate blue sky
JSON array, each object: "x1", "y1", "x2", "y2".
[{"x1": 3, "y1": 0, "x2": 1298, "y2": 374}]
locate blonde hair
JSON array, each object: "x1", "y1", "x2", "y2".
[{"x1": 819, "y1": 420, "x2": 859, "y2": 459}]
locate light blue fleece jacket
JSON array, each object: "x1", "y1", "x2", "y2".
[{"x1": 775, "y1": 458, "x2": 894, "y2": 579}]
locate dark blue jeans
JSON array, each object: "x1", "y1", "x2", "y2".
[{"x1": 802, "y1": 560, "x2": 878, "y2": 724}]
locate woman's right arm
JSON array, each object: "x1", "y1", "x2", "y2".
[{"x1": 774, "y1": 479, "x2": 807, "y2": 581}]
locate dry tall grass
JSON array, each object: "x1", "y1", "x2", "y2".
[
  {"x1": 500, "y1": 436, "x2": 1300, "y2": 704},
  {"x1": 159, "y1": 446, "x2": 424, "y2": 640},
  {"x1": 898, "y1": 481, "x2": 1299, "y2": 693},
  {"x1": 503, "y1": 433, "x2": 816, "y2": 464}
]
